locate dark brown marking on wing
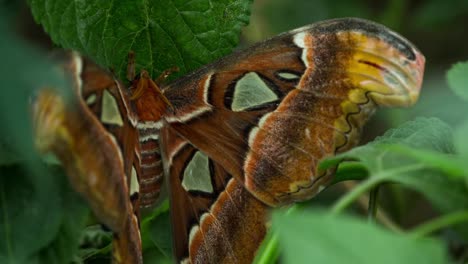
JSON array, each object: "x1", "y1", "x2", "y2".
[{"x1": 358, "y1": 59, "x2": 388, "y2": 73}]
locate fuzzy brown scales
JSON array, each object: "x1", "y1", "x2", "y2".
[
  {"x1": 148, "y1": 20, "x2": 424, "y2": 212},
  {"x1": 160, "y1": 128, "x2": 268, "y2": 264},
  {"x1": 188, "y1": 179, "x2": 267, "y2": 264},
  {"x1": 32, "y1": 18, "x2": 424, "y2": 264},
  {"x1": 154, "y1": 18, "x2": 423, "y2": 263},
  {"x1": 243, "y1": 32, "x2": 364, "y2": 205}
]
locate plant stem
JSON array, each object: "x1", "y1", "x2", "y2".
[
  {"x1": 410, "y1": 211, "x2": 468, "y2": 238},
  {"x1": 331, "y1": 161, "x2": 369, "y2": 184},
  {"x1": 368, "y1": 186, "x2": 380, "y2": 223},
  {"x1": 331, "y1": 177, "x2": 383, "y2": 214},
  {"x1": 253, "y1": 232, "x2": 280, "y2": 264},
  {"x1": 253, "y1": 205, "x2": 300, "y2": 264},
  {"x1": 341, "y1": 181, "x2": 402, "y2": 233}
]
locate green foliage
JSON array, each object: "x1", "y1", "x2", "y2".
[
  {"x1": 273, "y1": 210, "x2": 449, "y2": 264},
  {"x1": 0, "y1": 10, "x2": 88, "y2": 264},
  {"x1": 414, "y1": 0, "x2": 468, "y2": 28},
  {"x1": 0, "y1": 165, "x2": 59, "y2": 264},
  {"x1": 140, "y1": 200, "x2": 173, "y2": 261},
  {"x1": 27, "y1": 0, "x2": 253, "y2": 81},
  {"x1": 447, "y1": 61, "x2": 468, "y2": 102},
  {"x1": 447, "y1": 61, "x2": 468, "y2": 160},
  {"x1": 323, "y1": 118, "x2": 468, "y2": 220},
  {"x1": 0, "y1": 18, "x2": 68, "y2": 166},
  {"x1": 0, "y1": 165, "x2": 89, "y2": 264},
  {"x1": 257, "y1": 117, "x2": 468, "y2": 263},
  {"x1": 38, "y1": 169, "x2": 90, "y2": 264},
  {"x1": 454, "y1": 120, "x2": 468, "y2": 159}
]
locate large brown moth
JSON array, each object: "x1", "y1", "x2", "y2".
[{"x1": 31, "y1": 18, "x2": 425, "y2": 263}]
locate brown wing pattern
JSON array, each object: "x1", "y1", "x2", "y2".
[
  {"x1": 32, "y1": 53, "x2": 143, "y2": 263},
  {"x1": 160, "y1": 18, "x2": 425, "y2": 207},
  {"x1": 31, "y1": 18, "x2": 425, "y2": 264},
  {"x1": 160, "y1": 125, "x2": 268, "y2": 264}
]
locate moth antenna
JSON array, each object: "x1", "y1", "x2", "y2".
[{"x1": 129, "y1": 77, "x2": 146, "y2": 100}]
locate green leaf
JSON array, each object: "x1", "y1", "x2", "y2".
[
  {"x1": 0, "y1": 16, "x2": 68, "y2": 166},
  {"x1": 454, "y1": 119, "x2": 468, "y2": 159},
  {"x1": 325, "y1": 118, "x2": 468, "y2": 231},
  {"x1": 273, "y1": 209, "x2": 449, "y2": 264},
  {"x1": 0, "y1": 165, "x2": 89, "y2": 264},
  {"x1": 379, "y1": 145, "x2": 465, "y2": 178},
  {"x1": 28, "y1": 0, "x2": 253, "y2": 80},
  {"x1": 143, "y1": 248, "x2": 173, "y2": 264},
  {"x1": 141, "y1": 200, "x2": 173, "y2": 260},
  {"x1": 331, "y1": 161, "x2": 369, "y2": 183},
  {"x1": 147, "y1": 210, "x2": 172, "y2": 259},
  {"x1": 322, "y1": 117, "x2": 455, "y2": 174},
  {"x1": 0, "y1": 165, "x2": 61, "y2": 264},
  {"x1": 38, "y1": 168, "x2": 89, "y2": 264},
  {"x1": 447, "y1": 61, "x2": 468, "y2": 102},
  {"x1": 410, "y1": 211, "x2": 468, "y2": 238},
  {"x1": 76, "y1": 225, "x2": 113, "y2": 262},
  {"x1": 0, "y1": 11, "x2": 87, "y2": 264}
]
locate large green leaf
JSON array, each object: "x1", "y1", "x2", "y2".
[
  {"x1": 143, "y1": 248, "x2": 173, "y2": 264},
  {"x1": 322, "y1": 117, "x2": 455, "y2": 175},
  {"x1": 454, "y1": 119, "x2": 468, "y2": 160},
  {"x1": 0, "y1": 12, "x2": 88, "y2": 264},
  {"x1": 447, "y1": 61, "x2": 468, "y2": 160},
  {"x1": 28, "y1": 0, "x2": 253, "y2": 80},
  {"x1": 0, "y1": 16, "x2": 68, "y2": 166},
  {"x1": 0, "y1": 165, "x2": 89, "y2": 264},
  {"x1": 273, "y1": 209, "x2": 450, "y2": 264},
  {"x1": 0, "y1": 165, "x2": 61, "y2": 264},
  {"x1": 323, "y1": 118, "x2": 468, "y2": 232},
  {"x1": 141, "y1": 200, "x2": 173, "y2": 261},
  {"x1": 38, "y1": 168, "x2": 89, "y2": 264},
  {"x1": 447, "y1": 61, "x2": 468, "y2": 102}
]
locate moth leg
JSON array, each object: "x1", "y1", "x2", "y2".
[
  {"x1": 32, "y1": 89, "x2": 142, "y2": 264},
  {"x1": 154, "y1": 66, "x2": 179, "y2": 86},
  {"x1": 130, "y1": 69, "x2": 174, "y2": 110}
]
